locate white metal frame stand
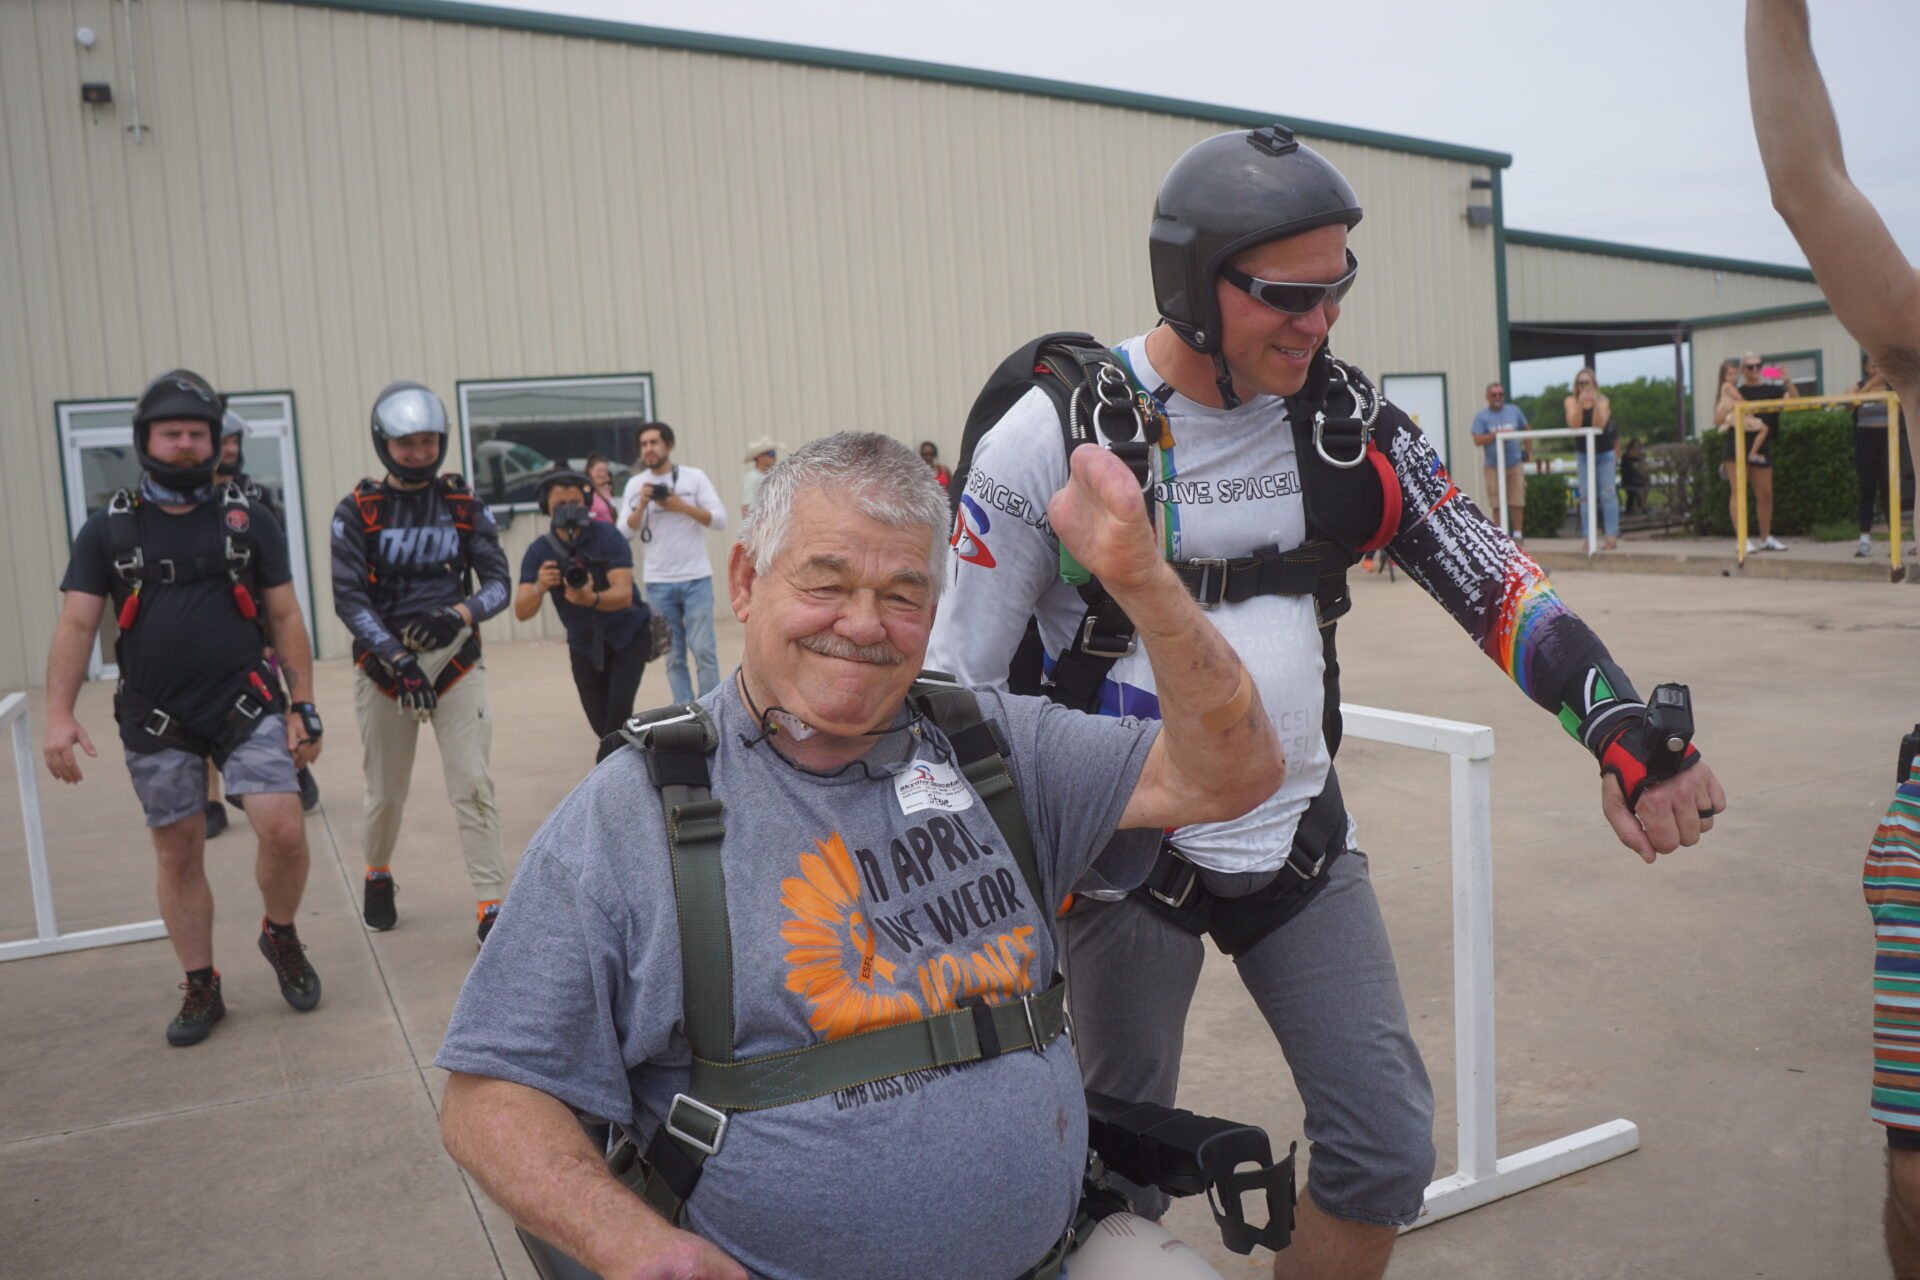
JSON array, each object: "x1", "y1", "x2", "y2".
[
  {"x1": 1340, "y1": 703, "x2": 1639, "y2": 1229},
  {"x1": 0, "y1": 692, "x2": 168, "y2": 962}
]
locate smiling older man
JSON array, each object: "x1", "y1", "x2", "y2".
[{"x1": 434, "y1": 431, "x2": 1282, "y2": 1280}]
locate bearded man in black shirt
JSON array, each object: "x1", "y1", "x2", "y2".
[{"x1": 43, "y1": 369, "x2": 326, "y2": 1047}]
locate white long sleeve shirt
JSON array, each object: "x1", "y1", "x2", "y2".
[{"x1": 618, "y1": 463, "x2": 727, "y2": 584}]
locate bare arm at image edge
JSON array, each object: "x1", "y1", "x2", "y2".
[
  {"x1": 440, "y1": 1073, "x2": 745, "y2": 1280},
  {"x1": 1748, "y1": 0, "x2": 1920, "y2": 426}
]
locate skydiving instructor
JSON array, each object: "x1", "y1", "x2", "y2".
[
  {"x1": 929, "y1": 127, "x2": 1727, "y2": 1280},
  {"x1": 45, "y1": 369, "x2": 324, "y2": 1047},
  {"x1": 331, "y1": 382, "x2": 513, "y2": 944}
]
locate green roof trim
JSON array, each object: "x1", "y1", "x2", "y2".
[
  {"x1": 1687, "y1": 299, "x2": 1833, "y2": 329},
  {"x1": 1507, "y1": 228, "x2": 1816, "y2": 282},
  {"x1": 274, "y1": 0, "x2": 1513, "y2": 168}
]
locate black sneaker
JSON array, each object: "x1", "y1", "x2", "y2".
[
  {"x1": 258, "y1": 925, "x2": 322, "y2": 1011},
  {"x1": 363, "y1": 872, "x2": 398, "y2": 931},
  {"x1": 203, "y1": 800, "x2": 229, "y2": 839},
  {"x1": 477, "y1": 902, "x2": 501, "y2": 945},
  {"x1": 297, "y1": 768, "x2": 321, "y2": 812},
  {"x1": 167, "y1": 972, "x2": 226, "y2": 1047}
]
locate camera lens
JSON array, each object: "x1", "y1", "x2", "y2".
[{"x1": 563, "y1": 564, "x2": 590, "y2": 590}]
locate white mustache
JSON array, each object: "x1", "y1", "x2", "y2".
[{"x1": 798, "y1": 633, "x2": 905, "y2": 665}]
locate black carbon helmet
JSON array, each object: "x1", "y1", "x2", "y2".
[
  {"x1": 1149, "y1": 124, "x2": 1363, "y2": 355},
  {"x1": 370, "y1": 380, "x2": 449, "y2": 484},
  {"x1": 132, "y1": 368, "x2": 225, "y2": 490}
]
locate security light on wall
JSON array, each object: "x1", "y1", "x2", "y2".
[
  {"x1": 1465, "y1": 205, "x2": 1493, "y2": 227},
  {"x1": 81, "y1": 82, "x2": 113, "y2": 106}
]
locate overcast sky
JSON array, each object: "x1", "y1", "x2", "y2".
[{"x1": 509, "y1": 0, "x2": 1914, "y2": 392}]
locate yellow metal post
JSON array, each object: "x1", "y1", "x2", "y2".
[
  {"x1": 1891, "y1": 393, "x2": 1906, "y2": 582},
  {"x1": 1732, "y1": 412, "x2": 1748, "y2": 568}
]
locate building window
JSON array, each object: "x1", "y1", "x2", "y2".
[
  {"x1": 456, "y1": 374, "x2": 655, "y2": 509},
  {"x1": 1761, "y1": 350, "x2": 1821, "y2": 397}
]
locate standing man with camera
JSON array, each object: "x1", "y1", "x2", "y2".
[
  {"x1": 619, "y1": 422, "x2": 726, "y2": 703},
  {"x1": 514, "y1": 470, "x2": 652, "y2": 740},
  {"x1": 44, "y1": 369, "x2": 325, "y2": 1046},
  {"x1": 331, "y1": 381, "x2": 512, "y2": 944}
]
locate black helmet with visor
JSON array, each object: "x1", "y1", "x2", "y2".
[
  {"x1": 132, "y1": 368, "x2": 226, "y2": 491},
  {"x1": 370, "y1": 381, "x2": 449, "y2": 484}
]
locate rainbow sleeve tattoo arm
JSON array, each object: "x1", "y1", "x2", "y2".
[{"x1": 1379, "y1": 414, "x2": 1648, "y2": 758}]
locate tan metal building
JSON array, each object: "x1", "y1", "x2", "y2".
[
  {"x1": 1505, "y1": 230, "x2": 1858, "y2": 436},
  {"x1": 10, "y1": 0, "x2": 1860, "y2": 695},
  {"x1": 1, "y1": 0, "x2": 1519, "y2": 690}
]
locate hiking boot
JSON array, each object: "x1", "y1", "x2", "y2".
[
  {"x1": 203, "y1": 800, "x2": 229, "y2": 839},
  {"x1": 477, "y1": 901, "x2": 501, "y2": 946},
  {"x1": 363, "y1": 871, "x2": 398, "y2": 932},
  {"x1": 167, "y1": 972, "x2": 226, "y2": 1047},
  {"x1": 297, "y1": 768, "x2": 320, "y2": 812},
  {"x1": 258, "y1": 924, "x2": 322, "y2": 1011}
]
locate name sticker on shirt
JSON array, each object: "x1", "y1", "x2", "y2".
[{"x1": 894, "y1": 756, "x2": 975, "y2": 815}]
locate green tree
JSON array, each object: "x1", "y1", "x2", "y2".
[{"x1": 1512, "y1": 376, "x2": 1683, "y2": 451}]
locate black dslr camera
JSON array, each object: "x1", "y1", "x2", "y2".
[
  {"x1": 547, "y1": 502, "x2": 600, "y2": 590},
  {"x1": 647, "y1": 481, "x2": 670, "y2": 502}
]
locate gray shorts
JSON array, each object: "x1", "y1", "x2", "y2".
[
  {"x1": 123, "y1": 713, "x2": 299, "y2": 828},
  {"x1": 1061, "y1": 847, "x2": 1436, "y2": 1227}
]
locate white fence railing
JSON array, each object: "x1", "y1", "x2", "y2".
[
  {"x1": 1339, "y1": 703, "x2": 1639, "y2": 1229},
  {"x1": 0, "y1": 692, "x2": 168, "y2": 962}
]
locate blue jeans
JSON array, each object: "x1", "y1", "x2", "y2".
[
  {"x1": 646, "y1": 578, "x2": 720, "y2": 703},
  {"x1": 1576, "y1": 448, "x2": 1621, "y2": 539}
]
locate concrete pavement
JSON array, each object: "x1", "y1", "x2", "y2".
[{"x1": 1, "y1": 566, "x2": 1912, "y2": 1278}]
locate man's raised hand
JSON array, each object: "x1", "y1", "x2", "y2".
[{"x1": 1046, "y1": 444, "x2": 1164, "y2": 595}]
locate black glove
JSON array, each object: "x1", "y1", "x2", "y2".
[
  {"x1": 400, "y1": 606, "x2": 466, "y2": 652},
  {"x1": 388, "y1": 652, "x2": 438, "y2": 716},
  {"x1": 1596, "y1": 684, "x2": 1700, "y2": 811}
]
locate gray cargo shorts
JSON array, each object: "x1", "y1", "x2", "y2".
[
  {"x1": 1062, "y1": 848, "x2": 1436, "y2": 1227},
  {"x1": 123, "y1": 713, "x2": 299, "y2": 828}
]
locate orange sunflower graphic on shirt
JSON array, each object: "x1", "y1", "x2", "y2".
[{"x1": 779, "y1": 832, "x2": 924, "y2": 1040}]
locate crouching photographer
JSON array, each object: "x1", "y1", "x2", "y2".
[{"x1": 515, "y1": 471, "x2": 654, "y2": 740}]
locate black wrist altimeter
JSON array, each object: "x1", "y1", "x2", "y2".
[{"x1": 292, "y1": 701, "x2": 324, "y2": 742}]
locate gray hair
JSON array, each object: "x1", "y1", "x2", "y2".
[{"x1": 740, "y1": 432, "x2": 951, "y2": 600}]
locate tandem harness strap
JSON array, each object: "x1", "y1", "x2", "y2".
[
  {"x1": 114, "y1": 663, "x2": 286, "y2": 765},
  {"x1": 105, "y1": 484, "x2": 266, "y2": 636},
  {"x1": 1133, "y1": 769, "x2": 1349, "y2": 959},
  {"x1": 624, "y1": 677, "x2": 1065, "y2": 1227}
]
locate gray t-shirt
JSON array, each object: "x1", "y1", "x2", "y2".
[
  {"x1": 1473, "y1": 402, "x2": 1527, "y2": 468},
  {"x1": 436, "y1": 677, "x2": 1160, "y2": 1280}
]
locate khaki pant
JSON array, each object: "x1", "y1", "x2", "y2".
[
  {"x1": 352, "y1": 639, "x2": 505, "y2": 899},
  {"x1": 1482, "y1": 463, "x2": 1525, "y2": 529}
]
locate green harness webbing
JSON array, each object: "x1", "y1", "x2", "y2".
[{"x1": 625, "y1": 678, "x2": 1067, "y2": 1228}]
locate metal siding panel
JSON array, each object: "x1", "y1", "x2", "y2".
[
  {"x1": 2, "y1": 0, "x2": 1509, "y2": 684},
  {"x1": 1511, "y1": 244, "x2": 1825, "y2": 323}
]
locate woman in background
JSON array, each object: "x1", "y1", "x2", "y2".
[
  {"x1": 1566, "y1": 367, "x2": 1620, "y2": 550},
  {"x1": 583, "y1": 453, "x2": 618, "y2": 523},
  {"x1": 1849, "y1": 355, "x2": 1895, "y2": 557}
]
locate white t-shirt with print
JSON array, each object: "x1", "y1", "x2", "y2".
[
  {"x1": 927, "y1": 332, "x2": 1332, "y2": 876},
  {"x1": 618, "y1": 463, "x2": 728, "y2": 583}
]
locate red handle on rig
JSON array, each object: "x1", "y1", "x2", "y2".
[
  {"x1": 117, "y1": 591, "x2": 141, "y2": 629},
  {"x1": 232, "y1": 582, "x2": 258, "y2": 619}
]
